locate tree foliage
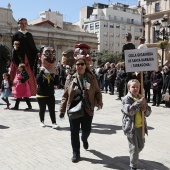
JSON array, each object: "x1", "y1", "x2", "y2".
[{"x1": 97, "y1": 50, "x2": 122, "y2": 65}]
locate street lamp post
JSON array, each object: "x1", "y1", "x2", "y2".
[{"x1": 154, "y1": 16, "x2": 170, "y2": 66}]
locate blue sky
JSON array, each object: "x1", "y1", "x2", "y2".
[{"x1": 1, "y1": 0, "x2": 138, "y2": 23}]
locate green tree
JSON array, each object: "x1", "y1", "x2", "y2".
[{"x1": 97, "y1": 50, "x2": 122, "y2": 65}]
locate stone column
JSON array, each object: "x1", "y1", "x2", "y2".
[{"x1": 144, "y1": 18, "x2": 150, "y2": 43}]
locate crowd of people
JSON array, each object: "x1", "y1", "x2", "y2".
[
  {"x1": 0, "y1": 17, "x2": 169, "y2": 170},
  {"x1": 92, "y1": 60, "x2": 170, "y2": 107}
]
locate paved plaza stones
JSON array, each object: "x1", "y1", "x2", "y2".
[{"x1": 0, "y1": 89, "x2": 170, "y2": 170}]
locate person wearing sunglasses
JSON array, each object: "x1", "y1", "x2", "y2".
[
  {"x1": 59, "y1": 56, "x2": 103, "y2": 163},
  {"x1": 10, "y1": 18, "x2": 39, "y2": 96}
]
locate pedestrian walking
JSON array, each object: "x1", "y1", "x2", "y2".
[
  {"x1": 0, "y1": 73, "x2": 12, "y2": 109},
  {"x1": 121, "y1": 79, "x2": 151, "y2": 170},
  {"x1": 9, "y1": 18, "x2": 38, "y2": 96},
  {"x1": 11, "y1": 63, "x2": 32, "y2": 110},
  {"x1": 59, "y1": 56, "x2": 103, "y2": 163},
  {"x1": 36, "y1": 46, "x2": 59, "y2": 129}
]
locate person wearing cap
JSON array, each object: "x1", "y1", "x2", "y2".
[
  {"x1": 36, "y1": 46, "x2": 59, "y2": 129},
  {"x1": 59, "y1": 56, "x2": 103, "y2": 163},
  {"x1": 137, "y1": 37, "x2": 147, "y2": 49},
  {"x1": 122, "y1": 33, "x2": 135, "y2": 61},
  {"x1": 0, "y1": 33, "x2": 11, "y2": 85},
  {"x1": 9, "y1": 18, "x2": 39, "y2": 96}
]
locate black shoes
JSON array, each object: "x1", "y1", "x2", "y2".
[
  {"x1": 116, "y1": 98, "x2": 121, "y2": 100},
  {"x1": 156, "y1": 104, "x2": 160, "y2": 107},
  {"x1": 24, "y1": 107, "x2": 32, "y2": 111},
  {"x1": 152, "y1": 103, "x2": 160, "y2": 107},
  {"x1": 10, "y1": 107, "x2": 18, "y2": 110},
  {"x1": 71, "y1": 154, "x2": 80, "y2": 163},
  {"x1": 83, "y1": 141, "x2": 89, "y2": 150},
  {"x1": 10, "y1": 107, "x2": 32, "y2": 111},
  {"x1": 130, "y1": 167, "x2": 137, "y2": 170}
]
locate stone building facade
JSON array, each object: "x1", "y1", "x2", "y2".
[
  {"x1": 141, "y1": 0, "x2": 170, "y2": 63},
  {"x1": 0, "y1": 5, "x2": 98, "y2": 62}
]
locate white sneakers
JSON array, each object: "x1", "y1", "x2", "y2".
[
  {"x1": 40, "y1": 122, "x2": 46, "y2": 127},
  {"x1": 40, "y1": 122, "x2": 60, "y2": 129},
  {"x1": 52, "y1": 123, "x2": 60, "y2": 129}
]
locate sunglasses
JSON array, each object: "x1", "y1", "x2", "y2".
[
  {"x1": 43, "y1": 50, "x2": 56, "y2": 57},
  {"x1": 76, "y1": 63, "x2": 85, "y2": 66}
]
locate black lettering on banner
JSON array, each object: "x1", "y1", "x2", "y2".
[{"x1": 132, "y1": 63, "x2": 151, "y2": 67}]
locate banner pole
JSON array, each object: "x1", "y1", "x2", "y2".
[{"x1": 140, "y1": 71, "x2": 145, "y2": 139}]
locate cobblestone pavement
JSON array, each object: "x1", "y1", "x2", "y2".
[{"x1": 0, "y1": 89, "x2": 170, "y2": 170}]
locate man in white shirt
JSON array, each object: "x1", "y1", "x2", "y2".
[{"x1": 137, "y1": 37, "x2": 147, "y2": 49}]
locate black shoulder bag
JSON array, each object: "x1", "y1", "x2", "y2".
[{"x1": 67, "y1": 78, "x2": 84, "y2": 120}]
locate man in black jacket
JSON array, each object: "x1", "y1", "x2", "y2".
[{"x1": 122, "y1": 33, "x2": 135, "y2": 61}]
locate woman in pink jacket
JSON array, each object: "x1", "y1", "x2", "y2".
[{"x1": 11, "y1": 63, "x2": 32, "y2": 111}]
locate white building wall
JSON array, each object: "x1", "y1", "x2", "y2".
[
  {"x1": 29, "y1": 11, "x2": 63, "y2": 28},
  {"x1": 83, "y1": 5, "x2": 143, "y2": 53}
]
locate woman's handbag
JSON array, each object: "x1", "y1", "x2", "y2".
[
  {"x1": 162, "y1": 91, "x2": 170, "y2": 102},
  {"x1": 67, "y1": 100, "x2": 84, "y2": 119}
]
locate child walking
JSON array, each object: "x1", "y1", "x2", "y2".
[
  {"x1": 11, "y1": 63, "x2": 32, "y2": 111},
  {"x1": 1, "y1": 73, "x2": 12, "y2": 109},
  {"x1": 121, "y1": 79, "x2": 151, "y2": 170}
]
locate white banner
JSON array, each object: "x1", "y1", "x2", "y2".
[{"x1": 125, "y1": 48, "x2": 158, "y2": 72}]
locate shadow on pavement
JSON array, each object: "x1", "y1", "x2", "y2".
[
  {"x1": 58, "y1": 123, "x2": 154, "y2": 136},
  {"x1": 0, "y1": 125, "x2": 10, "y2": 129},
  {"x1": 58, "y1": 126, "x2": 70, "y2": 131},
  {"x1": 9, "y1": 98, "x2": 61, "y2": 104},
  {"x1": 24, "y1": 109, "x2": 39, "y2": 112},
  {"x1": 81, "y1": 149, "x2": 169, "y2": 170},
  {"x1": 147, "y1": 126, "x2": 154, "y2": 130},
  {"x1": 91, "y1": 123, "x2": 122, "y2": 134},
  {"x1": 10, "y1": 98, "x2": 37, "y2": 102}
]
